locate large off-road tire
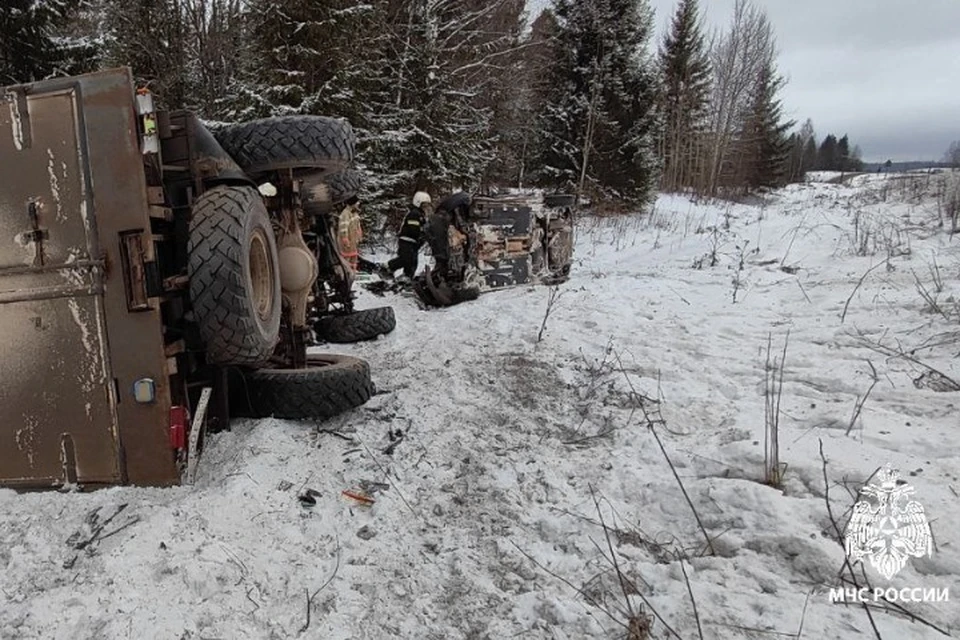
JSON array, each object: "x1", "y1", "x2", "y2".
[
  {"x1": 230, "y1": 355, "x2": 375, "y2": 420},
  {"x1": 189, "y1": 186, "x2": 282, "y2": 366},
  {"x1": 213, "y1": 116, "x2": 355, "y2": 178},
  {"x1": 301, "y1": 168, "x2": 362, "y2": 217},
  {"x1": 316, "y1": 306, "x2": 396, "y2": 343}
]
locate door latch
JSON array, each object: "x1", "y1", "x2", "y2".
[{"x1": 22, "y1": 200, "x2": 49, "y2": 266}]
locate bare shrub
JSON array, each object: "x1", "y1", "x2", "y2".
[
  {"x1": 764, "y1": 332, "x2": 789, "y2": 488},
  {"x1": 848, "y1": 210, "x2": 910, "y2": 258},
  {"x1": 732, "y1": 241, "x2": 750, "y2": 303},
  {"x1": 536, "y1": 285, "x2": 565, "y2": 343}
]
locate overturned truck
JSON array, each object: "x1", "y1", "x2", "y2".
[{"x1": 0, "y1": 68, "x2": 373, "y2": 489}]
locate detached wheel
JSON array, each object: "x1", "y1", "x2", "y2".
[
  {"x1": 189, "y1": 186, "x2": 281, "y2": 366},
  {"x1": 316, "y1": 306, "x2": 396, "y2": 343},
  {"x1": 301, "y1": 169, "x2": 362, "y2": 217},
  {"x1": 230, "y1": 355, "x2": 375, "y2": 420},
  {"x1": 213, "y1": 115, "x2": 356, "y2": 179}
]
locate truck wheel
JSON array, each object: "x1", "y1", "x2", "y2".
[
  {"x1": 230, "y1": 355, "x2": 375, "y2": 420},
  {"x1": 189, "y1": 185, "x2": 281, "y2": 366},
  {"x1": 316, "y1": 306, "x2": 396, "y2": 343},
  {"x1": 301, "y1": 168, "x2": 362, "y2": 217},
  {"x1": 213, "y1": 116, "x2": 355, "y2": 179}
]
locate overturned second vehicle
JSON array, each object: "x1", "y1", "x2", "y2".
[{"x1": 413, "y1": 191, "x2": 575, "y2": 307}]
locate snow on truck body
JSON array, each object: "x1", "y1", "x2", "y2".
[{"x1": 0, "y1": 69, "x2": 178, "y2": 488}]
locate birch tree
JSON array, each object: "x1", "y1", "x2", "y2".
[{"x1": 702, "y1": 0, "x2": 776, "y2": 196}]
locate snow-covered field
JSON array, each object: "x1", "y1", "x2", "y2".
[{"x1": 3, "y1": 172, "x2": 960, "y2": 639}]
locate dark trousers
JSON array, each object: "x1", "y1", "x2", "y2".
[{"x1": 387, "y1": 241, "x2": 418, "y2": 278}]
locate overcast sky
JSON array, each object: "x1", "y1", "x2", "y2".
[{"x1": 526, "y1": 0, "x2": 960, "y2": 162}]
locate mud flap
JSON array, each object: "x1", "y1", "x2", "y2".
[{"x1": 184, "y1": 387, "x2": 212, "y2": 485}]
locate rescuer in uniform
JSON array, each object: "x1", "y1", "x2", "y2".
[{"x1": 383, "y1": 191, "x2": 431, "y2": 280}]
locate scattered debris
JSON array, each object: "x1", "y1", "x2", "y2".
[
  {"x1": 318, "y1": 429, "x2": 357, "y2": 443},
  {"x1": 382, "y1": 428, "x2": 405, "y2": 455},
  {"x1": 277, "y1": 480, "x2": 294, "y2": 492},
  {"x1": 66, "y1": 504, "x2": 139, "y2": 551},
  {"x1": 913, "y1": 370, "x2": 960, "y2": 393},
  {"x1": 358, "y1": 480, "x2": 390, "y2": 496},
  {"x1": 298, "y1": 489, "x2": 322, "y2": 508}
]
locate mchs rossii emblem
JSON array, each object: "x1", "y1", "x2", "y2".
[{"x1": 844, "y1": 465, "x2": 933, "y2": 580}]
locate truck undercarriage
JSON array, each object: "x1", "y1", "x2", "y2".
[{"x1": 0, "y1": 68, "x2": 374, "y2": 489}]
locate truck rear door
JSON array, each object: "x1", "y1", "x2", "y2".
[{"x1": 0, "y1": 70, "x2": 175, "y2": 488}]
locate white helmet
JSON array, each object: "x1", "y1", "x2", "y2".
[{"x1": 412, "y1": 191, "x2": 431, "y2": 207}]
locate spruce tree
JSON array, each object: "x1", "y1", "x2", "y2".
[
  {"x1": 0, "y1": 0, "x2": 85, "y2": 84},
  {"x1": 658, "y1": 0, "x2": 711, "y2": 192},
  {"x1": 522, "y1": 10, "x2": 560, "y2": 188},
  {"x1": 800, "y1": 119, "x2": 818, "y2": 175},
  {"x1": 352, "y1": 0, "x2": 526, "y2": 209},
  {"x1": 240, "y1": 0, "x2": 377, "y2": 120},
  {"x1": 837, "y1": 134, "x2": 851, "y2": 172},
  {"x1": 737, "y1": 62, "x2": 791, "y2": 190},
  {"x1": 785, "y1": 133, "x2": 804, "y2": 183},
  {"x1": 803, "y1": 136, "x2": 818, "y2": 174},
  {"x1": 537, "y1": 0, "x2": 660, "y2": 205},
  {"x1": 101, "y1": 0, "x2": 190, "y2": 109},
  {"x1": 819, "y1": 134, "x2": 838, "y2": 171},
  {"x1": 474, "y1": 0, "x2": 530, "y2": 188},
  {"x1": 53, "y1": 0, "x2": 104, "y2": 77}
]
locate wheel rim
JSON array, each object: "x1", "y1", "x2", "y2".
[
  {"x1": 258, "y1": 354, "x2": 349, "y2": 372},
  {"x1": 249, "y1": 229, "x2": 274, "y2": 321}
]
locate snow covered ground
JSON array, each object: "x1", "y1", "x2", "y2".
[{"x1": 3, "y1": 172, "x2": 960, "y2": 639}]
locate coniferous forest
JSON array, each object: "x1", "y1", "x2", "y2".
[{"x1": 0, "y1": 0, "x2": 866, "y2": 213}]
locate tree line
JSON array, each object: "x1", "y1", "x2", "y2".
[
  {"x1": 0, "y1": 0, "x2": 865, "y2": 212},
  {"x1": 783, "y1": 122, "x2": 865, "y2": 182}
]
